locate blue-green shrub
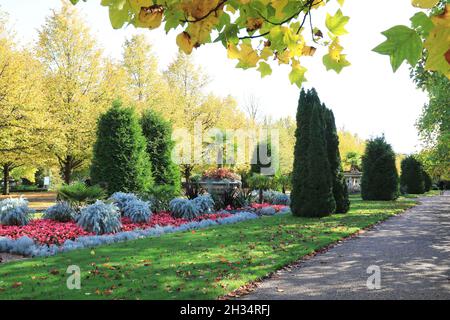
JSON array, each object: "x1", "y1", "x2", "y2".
[
  {"x1": 169, "y1": 198, "x2": 200, "y2": 220},
  {"x1": 109, "y1": 192, "x2": 139, "y2": 211},
  {"x1": 272, "y1": 193, "x2": 291, "y2": 205},
  {"x1": 192, "y1": 194, "x2": 215, "y2": 214},
  {"x1": 0, "y1": 197, "x2": 33, "y2": 226},
  {"x1": 77, "y1": 200, "x2": 122, "y2": 235},
  {"x1": 123, "y1": 199, "x2": 152, "y2": 223},
  {"x1": 44, "y1": 202, "x2": 76, "y2": 222}
]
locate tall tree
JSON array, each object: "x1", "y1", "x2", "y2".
[
  {"x1": 361, "y1": 136, "x2": 399, "y2": 200},
  {"x1": 400, "y1": 155, "x2": 425, "y2": 194},
  {"x1": 122, "y1": 34, "x2": 164, "y2": 111},
  {"x1": 91, "y1": 101, "x2": 153, "y2": 194},
  {"x1": 140, "y1": 109, "x2": 180, "y2": 191},
  {"x1": 0, "y1": 13, "x2": 49, "y2": 194},
  {"x1": 291, "y1": 89, "x2": 335, "y2": 217},
  {"x1": 323, "y1": 106, "x2": 349, "y2": 213},
  {"x1": 36, "y1": 2, "x2": 109, "y2": 184}
]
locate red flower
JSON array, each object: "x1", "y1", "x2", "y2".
[{"x1": 0, "y1": 211, "x2": 232, "y2": 246}]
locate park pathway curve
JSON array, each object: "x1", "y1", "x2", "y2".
[{"x1": 242, "y1": 192, "x2": 450, "y2": 300}]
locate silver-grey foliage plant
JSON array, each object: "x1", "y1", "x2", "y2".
[
  {"x1": 122, "y1": 199, "x2": 152, "y2": 223},
  {"x1": 192, "y1": 194, "x2": 215, "y2": 214},
  {"x1": 0, "y1": 197, "x2": 34, "y2": 226},
  {"x1": 169, "y1": 198, "x2": 200, "y2": 220},
  {"x1": 44, "y1": 201, "x2": 76, "y2": 222},
  {"x1": 77, "y1": 200, "x2": 122, "y2": 235}
]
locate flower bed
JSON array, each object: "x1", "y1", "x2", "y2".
[
  {"x1": 0, "y1": 211, "x2": 262, "y2": 257},
  {"x1": 250, "y1": 203, "x2": 287, "y2": 212},
  {"x1": 0, "y1": 212, "x2": 232, "y2": 246}
]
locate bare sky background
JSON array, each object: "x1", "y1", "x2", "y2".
[{"x1": 0, "y1": 0, "x2": 429, "y2": 154}]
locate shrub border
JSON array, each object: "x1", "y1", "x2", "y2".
[{"x1": 0, "y1": 211, "x2": 261, "y2": 257}]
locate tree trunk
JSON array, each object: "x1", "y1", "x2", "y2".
[
  {"x1": 59, "y1": 155, "x2": 84, "y2": 185},
  {"x1": 2, "y1": 164, "x2": 10, "y2": 195},
  {"x1": 259, "y1": 188, "x2": 263, "y2": 204},
  {"x1": 63, "y1": 160, "x2": 72, "y2": 185}
]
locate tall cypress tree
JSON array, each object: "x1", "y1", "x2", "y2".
[
  {"x1": 140, "y1": 109, "x2": 181, "y2": 192},
  {"x1": 400, "y1": 155, "x2": 425, "y2": 194},
  {"x1": 361, "y1": 136, "x2": 398, "y2": 200},
  {"x1": 291, "y1": 89, "x2": 335, "y2": 217},
  {"x1": 91, "y1": 101, "x2": 153, "y2": 194},
  {"x1": 291, "y1": 89, "x2": 314, "y2": 216},
  {"x1": 323, "y1": 106, "x2": 350, "y2": 213}
]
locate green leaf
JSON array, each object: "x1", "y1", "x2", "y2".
[
  {"x1": 325, "y1": 9, "x2": 350, "y2": 36},
  {"x1": 289, "y1": 63, "x2": 307, "y2": 88},
  {"x1": 107, "y1": 0, "x2": 131, "y2": 29},
  {"x1": 257, "y1": 61, "x2": 272, "y2": 77},
  {"x1": 410, "y1": 12, "x2": 434, "y2": 37},
  {"x1": 373, "y1": 25, "x2": 423, "y2": 72},
  {"x1": 322, "y1": 54, "x2": 351, "y2": 73}
]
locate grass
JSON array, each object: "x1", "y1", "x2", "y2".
[
  {"x1": 0, "y1": 195, "x2": 417, "y2": 300},
  {"x1": 401, "y1": 190, "x2": 441, "y2": 198}
]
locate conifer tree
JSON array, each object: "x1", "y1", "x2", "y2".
[
  {"x1": 140, "y1": 109, "x2": 180, "y2": 191},
  {"x1": 400, "y1": 155, "x2": 425, "y2": 194},
  {"x1": 91, "y1": 101, "x2": 153, "y2": 194},
  {"x1": 291, "y1": 89, "x2": 335, "y2": 217},
  {"x1": 361, "y1": 136, "x2": 399, "y2": 200},
  {"x1": 323, "y1": 106, "x2": 350, "y2": 213}
]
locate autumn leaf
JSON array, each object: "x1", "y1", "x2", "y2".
[
  {"x1": 177, "y1": 32, "x2": 194, "y2": 54},
  {"x1": 326, "y1": 9, "x2": 350, "y2": 36},
  {"x1": 289, "y1": 61, "x2": 307, "y2": 88},
  {"x1": 411, "y1": 0, "x2": 439, "y2": 9},
  {"x1": 257, "y1": 61, "x2": 272, "y2": 77},
  {"x1": 137, "y1": 5, "x2": 164, "y2": 29},
  {"x1": 424, "y1": 5, "x2": 450, "y2": 78}
]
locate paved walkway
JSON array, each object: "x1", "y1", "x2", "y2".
[{"x1": 243, "y1": 192, "x2": 450, "y2": 300}]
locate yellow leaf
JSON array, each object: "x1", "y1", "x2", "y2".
[
  {"x1": 237, "y1": 43, "x2": 260, "y2": 68},
  {"x1": 246, "y1": 17, "x2": 264, "y2": 32},
  {"x1": 302, "y1": 46, "x2": 317, "y2": 56},
  {"x1": 176, "y1": 32, "x2": 194, "y2": 54},
  {"x1": 260, "y1": 47, "x2": 274, "y2": 60},
  {"x1": 424, "y1": 5, "x2": 450, "y2": 78},
  {"x1": 271, "y1": 0, "x2": 288, "y2": 19},
  {"x1": 129, "y1": 0, "x2": 153, "y2": 13},
  {"x1": 227, "y1": 42, "x2": 240, "y2": 59},
  {"x1": 289, "y1": 60, "x2": 307, "y2": 88},
  {"x1": 277, "y1": 50, "x2": 291, "y2": 64},
  {"x1": 138, "y1": 5, "x2": 164, "y2": 29},
  {"x1": 411, "y1": 0, "x2": 439, "y2": 9},
  {"x1": 337, "y1": 0, "x2": 345, "y2": 6},
  {"x1": 312, "y1": 0, "x2": 325, "y2": 9},
  {"x1": 328, "y1": 37, "x2": 344, "y2": 61}
]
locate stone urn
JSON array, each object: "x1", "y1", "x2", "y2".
[{"x1": 199, "y1": 179, "x2": 242, "y2": 196}]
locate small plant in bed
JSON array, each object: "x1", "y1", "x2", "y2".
[
  {"x1": 0, "y1": 197, "x2": 34, "y2": 226},
  {"x1": 57, "y1": 182, "x2": 106, "y2": 208},
  {"x1": 122, "y1": 199, "x2": 152, "y2": 223},
  {"x1": 44, "y1": 201, "x2": 77, "y2": 222},
  {"x1": 77, "y1": 200, "x2": 122, "y2": 235}
]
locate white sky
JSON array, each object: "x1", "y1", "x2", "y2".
[{"x1": 0, "y1": 0, "x2": 429, "y2": 154}]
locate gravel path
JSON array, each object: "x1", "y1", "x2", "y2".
[{"x1": 242, "y1": 192, "x2": 450, "y2": 300}]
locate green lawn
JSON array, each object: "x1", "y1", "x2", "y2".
[{"x1": 0, "y1": 195, "x2": 417, "y2": 300}]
